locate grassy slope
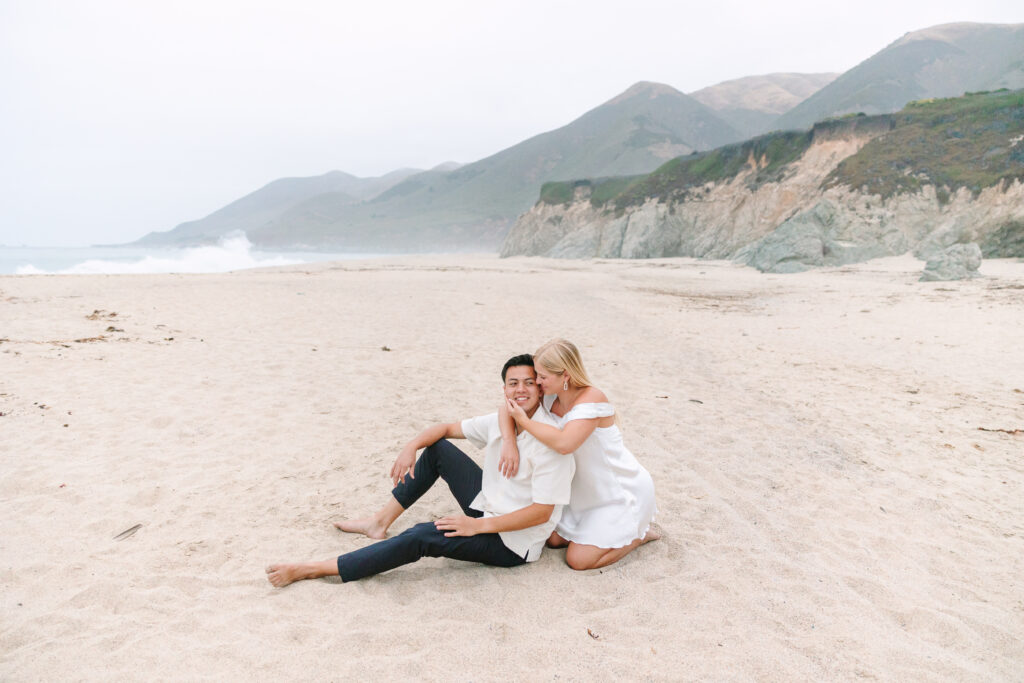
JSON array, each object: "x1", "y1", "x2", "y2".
[
  {"x1": 537, "y1": 90, "x2": 1024, "y2": 211},
  {"x1": 775, "y1": 23, "x2": 1024, "y2": 131},
  {"x1": 250, "y1": 83, "x2": 743, "y2": 248},
  {"x1": 824, "y1": 89, "x2": 1024, "y2": 199}
]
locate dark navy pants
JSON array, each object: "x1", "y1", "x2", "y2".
[{"x1": 336, "y1": 439, "x2": 526, "y2": 582}]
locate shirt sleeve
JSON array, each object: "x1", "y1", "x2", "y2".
[
  {"x1": 527, "y1": 446, "x2": 574, "y2": 505},
  {"x1": 460, "y1": 413, "x2": 498, "y2": 450}
]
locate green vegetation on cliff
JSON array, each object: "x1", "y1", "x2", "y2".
[
  {"x1": 612, "y1": 130, "x2": 813, "y2": 208},
  {"x1": 539, "y1": 176, "x2": 642, "y2": 207},
  {"x1": 823, "y1": 89, "x2": 1024, "y2": 199},
  {"x1": 535, "y1": 89, "x2": 1024, "y2": 212},
  {"x1": 540, "y1": 130, "x2": 816, "y2": 210}
]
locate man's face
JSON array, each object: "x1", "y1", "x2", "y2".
[{"x1": 504, "y1": 365, "x2": 540, "y2": 415}]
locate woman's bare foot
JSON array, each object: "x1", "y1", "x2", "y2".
[
  {"x1": 642, "y1": 524, "x2": 663, "y2": 544},
  {"x1": 333, "y1": 516, "x2": 388, "y2": 539},
  {"x1": 265, "y1": 560, "x2": 338, "y2": 587}
]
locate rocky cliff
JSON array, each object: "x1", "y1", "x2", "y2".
[{"x1": 501, "y1": 91, "x2": 1024, "y2": 270}]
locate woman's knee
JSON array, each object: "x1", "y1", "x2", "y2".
[
  {"x1": 565, "y1": 545, "x2": 600, "y2": 571},
  {"x1": 546, "y1": 531, "x2": 569, "y2": 548}
]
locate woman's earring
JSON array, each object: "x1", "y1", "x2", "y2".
[{"x1": 563, "y1": 379, "x2": 569, "y2": 391}]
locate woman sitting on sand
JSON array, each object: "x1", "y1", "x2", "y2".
[{"x1": 503, "y1": 338, "x2": 658, "y2": 570}]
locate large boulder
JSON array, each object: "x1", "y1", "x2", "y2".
[
  {"x1": 919, "y1": 242, "x2": 983, "y2": 281},
  {"x1": 740, "y1": 200, "x2": 893, "y2": 273},
  {"x1": 740, "y1": 201, "x2": 836, "y2": 273}
]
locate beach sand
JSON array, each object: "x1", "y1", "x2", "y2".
[{"x1": 1, "y1": 254, "x2": 1022, "y2": 681}]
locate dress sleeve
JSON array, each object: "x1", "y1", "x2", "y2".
[{"x1": 562, "y1": 403, "x2": 615, "y2": 423}]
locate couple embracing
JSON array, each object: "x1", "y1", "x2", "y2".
[{"x1": 266, "y1": 339, "x2": 658, "y2": 587}]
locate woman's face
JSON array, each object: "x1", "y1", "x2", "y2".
[{"x1": 534, "y1": 364, "x2": 564, "y2": 396}]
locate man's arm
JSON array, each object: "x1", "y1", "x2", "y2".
[
  {"x1": 433, "y1": 503, "x2": 555, "y2": 537},
  {"x1": 390, "y1": 421, "x2": 464, "y2": 486}
]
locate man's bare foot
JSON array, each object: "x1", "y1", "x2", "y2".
[
  {"x1": 333, "y1": 516, "x2": 387, "y2": 539},
  {"x1": 641, "y1": 524, "x2": 663, "y2": 544},
  {"x1": 266, "y1": 564, "x2": 304, "y2": 587},
  {"x1": 266, "y1": 559, "x2": 338, "y2": 587}
]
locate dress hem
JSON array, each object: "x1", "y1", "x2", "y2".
[{"x1": 557, "y1": 517, "x2": 655, "y2": 550}]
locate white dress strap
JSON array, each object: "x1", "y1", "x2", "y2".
[{"x1": 563, "y1": 402, "x2": 615, "y2": 422}]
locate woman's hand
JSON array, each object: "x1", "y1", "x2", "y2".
[
  {"x1": 506, "y1": 397, "x2": 528, "y2": 425},
  {"x1": 498, "y1": 439, "x2": 520, "y2": 479},
  {"x1": 435, "y1": 515, "x2": 483, "y2": 537},
  {"x1": 390, "y1": 444, "x2": 417, "y2": 487}
]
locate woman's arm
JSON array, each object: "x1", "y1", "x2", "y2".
[
  {"x1": 497, "y1": 397, "x2": 520, "y2": 478},
  {"x1": 506, "y1": 398, "x2": 598, "y2": 454},
  {"x1": 434, "y1": 503, "x2": 555, "y2": 537}
]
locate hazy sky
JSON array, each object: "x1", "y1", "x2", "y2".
[{"x1": 1, "y1": 1, "x2": 1020, "y2": 246}]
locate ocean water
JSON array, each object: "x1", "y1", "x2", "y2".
[{"x1": 0, "y1": 235, "x2": 382, "y2": 275}]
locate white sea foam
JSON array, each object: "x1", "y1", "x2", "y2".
[{"x1": 14, "y1": 234, "x2": 305, "y2": 275}]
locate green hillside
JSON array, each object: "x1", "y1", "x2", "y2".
[
  {"x1": 537, "y1": 90, "x2": 1024, "y2": 210},
  {"x1": 689, "y1": 72, "x2": 838, "y2": 139},
  {"x1": 774, "y1": 22, "x2": 1024, "y2": 131},
  {"x1": 244, "y1": 82, "x2": 744, "y2": 250},
  {"x1": 134, "y1": 168, "x2": 421, "y2": 247}
]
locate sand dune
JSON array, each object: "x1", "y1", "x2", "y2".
[{"x1": 1, "y1": 255, "x2": 1022, "y2": 680}]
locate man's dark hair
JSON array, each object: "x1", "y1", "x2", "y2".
[{"x1": 501, "y1": 354, "x2": 534, "y2": 382}]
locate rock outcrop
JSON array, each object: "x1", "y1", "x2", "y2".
[
  {"x1": 501, "y1": 91, "x2": 1024, "y2": 270},
  {"x1": 920, "y1": 243, "x2": 983, "y2": 281}
]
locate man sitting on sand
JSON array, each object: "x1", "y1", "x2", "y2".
[{"x1": 266, "y1": 354, "x2": 574, "y2": 587}]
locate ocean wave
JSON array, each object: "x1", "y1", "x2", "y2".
[{"x1": 14, "y1": 234, "x2": 305, "y2": 275}]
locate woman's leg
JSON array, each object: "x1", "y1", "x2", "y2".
[
  {"x1": 546, "y1": 531, "x2": 569, "y2": 548},
  {"x1": 335, "y1": 439, "x2": 483, "y2": 538},
  {"x1": 564, "y1": 528, "x2": 661, "y2": 571}
]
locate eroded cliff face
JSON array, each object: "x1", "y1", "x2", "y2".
[{"x1": 499, "y1": 132, "x2": 1024, "y2": 270}]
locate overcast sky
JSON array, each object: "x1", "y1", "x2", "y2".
[{"x1": 1, "y1": 0, "x2": 1020, "y2": 247}]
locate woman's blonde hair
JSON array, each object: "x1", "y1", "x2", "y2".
[{"x1": 534, "y1": 338, "x2": 593, "y2": 389}]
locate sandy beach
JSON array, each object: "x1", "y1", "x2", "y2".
[{"x1": 1, "y1": 254, "x2": 1022, "y2": 681}]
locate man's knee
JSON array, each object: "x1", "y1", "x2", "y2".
[
  {"x1": 404, "y1": 522, "x2": 447, "y2": 554},
  {"x1": 421, "y1": 439, "x2": 454, "y2": 463}
]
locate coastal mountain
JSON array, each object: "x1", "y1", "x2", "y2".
[
  {"x1": 689, "y1": 72, "x2": 839, "y2": 138},
  {"x1": 135, "y1": 167, "x2": 422, "y2": 247},
  {"x1": 138, "y1": 22, "x2": 1024, "y2": 254},
  {"x1": 141, "y1": 82, "x2": 743, "y2": 251},
  {"x1": 501, "y1": 90, "x2": 1024, "y2": 268},
  {"x1": 775, "y1": 22, "x2": 1024, "y2": 131}
]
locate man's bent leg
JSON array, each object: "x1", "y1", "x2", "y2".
[
  {"x1": 335, "y1": 439, "x2": 483, "y2": 538},
  {"x1": 391, "y1": 440, "x2": 483, "y2": 515},
  {"x1": 334, "y1": 497, "x2": 403, "y2": 539},
  {"x1": 337, "y1": 522, "x2": 524, "y2": 582}
]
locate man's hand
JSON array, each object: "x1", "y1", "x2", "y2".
[
  {"x1": 390, "y1": 445, "x2": 417, "y2": 487},
  {"x1": 498, "y1": 439, "x2": 520, "y2": 479},
  {"x1": 434, "y1": 515, "x2": 483, "y2": 537}
]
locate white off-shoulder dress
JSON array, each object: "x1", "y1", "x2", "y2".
[{"x1": 545, "y1": 395, "x2": 657, "y2": 548}]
